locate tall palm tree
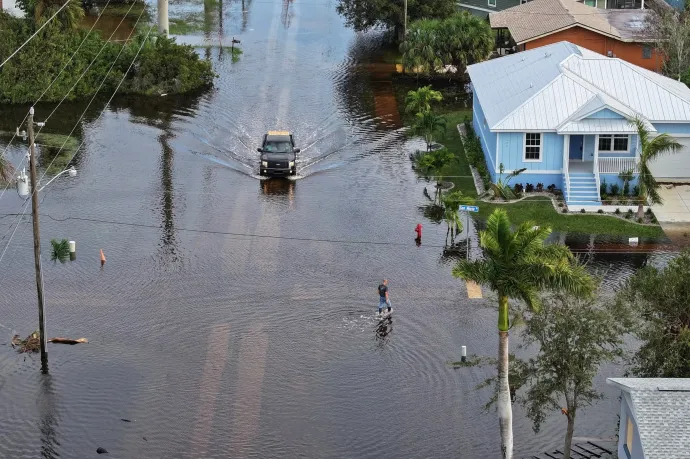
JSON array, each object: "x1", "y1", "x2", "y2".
[
  {"x1": 452, "y1": 209, "x2": 594, "y2": 459},
  {"x1": 632, "y1": 117, "x2": 682, "y2": 219},
  {"x1": 405, "y1": 85, "x2": 443, "y2": 116}
]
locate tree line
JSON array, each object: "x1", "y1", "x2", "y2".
[{"x1": 0, "y1": 1, "x2": 216, "y2": 104}]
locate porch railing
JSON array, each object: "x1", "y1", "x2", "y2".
[
  {"x1": 598, "y1": 157, "x2": 639, "y2": 174},
  {"x1": 563, "y1": 157, "x2": 570, "y2": 201}
]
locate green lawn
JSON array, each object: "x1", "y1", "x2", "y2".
[{"x1": 432, "y1": 110, "x2": 666, "y2": 239}]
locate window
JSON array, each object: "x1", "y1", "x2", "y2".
[
  {"x1": 625, "y1": 417, "x2": 634, "y2": 457},
  {"x1": 488, "y1": 0, "x2": 496, "y2": 7},
  {"x1": 598, "y1": 134, "x2": 629, "y2": 152},
  {"x1": 643, "y1": 46, "x2": 652, "y2": 59},
  {"x1": 524, "y1": 133, "x2": 542, "y2": 161},
  {"x1": 584, "y1": 0, "x2": 596, "y2": 5}
]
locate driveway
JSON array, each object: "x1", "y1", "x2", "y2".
[{"x1": 653, "y1": 185, "x2": 690, "y2": 222}]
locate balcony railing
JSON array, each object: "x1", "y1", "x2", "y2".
[{"x1": 598, "y1": 157, "x2": 639, "y2": 174}]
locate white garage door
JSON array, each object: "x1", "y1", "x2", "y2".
[{"x1": 649, "y1": 137, "x2": 690, "y2": 182}]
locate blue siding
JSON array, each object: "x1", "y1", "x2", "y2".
[
  {"x1": 653, "y1": 123, "x2": 690, "y2": 135},
  {"x1": 499, "y1": 132, "x2": 563, "y2": 172},
  {"x1": 600, "y1": 174, "x2": 639, "y2": 192},
  {"x1": 473, "y1": 92, "x2": 497, "y2": 181},
  {"x1": 584, "y1": 135, "x2": 595, "y2": 160},
  {"x1": 585, "y1": 108, "x2": 624, "y2": 120}
]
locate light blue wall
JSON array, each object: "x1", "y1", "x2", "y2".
[
  {"x1": 473, "y1": 92, "x2": 497, "y2": 182},
  {"x1": 653, "y1": 123, "x2": 690, "y2": 135},
  {"x1": 600, "y1": 174, "x2": 639, "y2": 195},
  {"x1": 586, "y1": 108, "x2": 625, "y2": 119},
  {"x1": 499, "y1": 132, "x2": 563, "y2": 172}
]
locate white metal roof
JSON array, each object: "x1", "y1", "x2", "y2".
[
  {"x1": 557, "y1": 118, "x2": 643, "y2": 133},
  {"x1": 467, "y1": 41, "x2": 690, "y2": 132}
]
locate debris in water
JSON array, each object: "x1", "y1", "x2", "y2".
[
  {"x1": 11, "y1": 332, "x2": 40, "y2": 353},
  {"x1": 143, "y1": 437, "x2": 147, "y2": 441},
  {"x1": 96, "y1": 447, "x2": 108, "y2": 454},
  {"x1": 48, "y1": 337, "x2": 88, "y2": 345},
  {"x1": 121, "y1": 418, "x2": 131, "y2": 422}
]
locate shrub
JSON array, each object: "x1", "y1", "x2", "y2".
[
  {"x1": 547, "y1": 184, "x2": 556, "y2": 193},
  {"x1": 462, "y1": 122, "x2": 492, "y2": 189},
  {"x1": 637, "y1": 217, "x2": 644, "y2": 223},
  {"x1": 600, "y1": 179, "x2": 607, "y2": 197},
  {"x1": 615, "y1": 208, "x2": 621, "y2": 214},
  {"x1": 525, "y1": 183, "x2": 534, "y2": 193},
  {"x1": 513, "y1": 183, "x2": 524, "y2": 195},
  {"x1": 652, "y1": 216, "x2": 658, "y2": 223},
  {"x1": 562, "y1": 208, "x2": 568, "y2": 213},
  {"x1": 646, "y1": 208, "x2": 652, "y2": 215},
  {"x1": 633, "y1": 185, "x2": 640, "y2": 197},
  {"x1": 601, "y1": 193, "x2": 609, "y2": 201},
  {"x1": 558, "y1": 202, "x2": 564, "y2": 208},
  {"x1": 597, "y1": 209, "x2": 604, "y2": 214},
  {"x1": 536, "y1": 183, "x2": 544, "y2": 192},
  {"x1": 580, "y1": 208, "x2": 586, "y2": 213},
  {"x1": 625, "y1": 213, "x2": 632, "y2": 219},
  {"x1": 627, "y1": 209, "x2": 634, "y2": 215},
  {"x1": 609, "y1": 183, "x2": 620, "y2": 196}
]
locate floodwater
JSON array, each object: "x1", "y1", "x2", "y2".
[{"x1": 0, "y1": 0, "x2": 678, "y2": 457}]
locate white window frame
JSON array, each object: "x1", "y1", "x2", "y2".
[
  {"x1": 488, "y1": 0, "x2": 497, "y2": 7},
  {"x1": 598, "y1": 134, "x2": 630, "y2": 154},
  {"x1": 523, "y1": 133, "x2": 542, "y2": 162}
]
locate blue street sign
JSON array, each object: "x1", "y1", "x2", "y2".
[{"x1": 459, "y1": 205, "x2": 479, "y2": 213}]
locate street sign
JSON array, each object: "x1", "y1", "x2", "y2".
[{"x1": 459, "y1": 205, "x2": 479, "y2": 212}]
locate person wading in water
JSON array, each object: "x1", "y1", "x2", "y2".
[{"x1": 378, "y1": 279, "x2": 391, "y2": 316}]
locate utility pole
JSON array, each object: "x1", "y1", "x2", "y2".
[
  {"x1": 27, "y1": 107, "x2": 49, "y2": 373},
  {"x1": 158, "y1": 0, "x2": 169, "y2": 37}
]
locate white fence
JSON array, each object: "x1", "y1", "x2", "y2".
[{"x1": 598, "y1": 157, "x2": 639, "y2": 174}]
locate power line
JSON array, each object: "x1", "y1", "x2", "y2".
[{"x1": 0, "y1": 0, "x2": 75, "y2": 70}]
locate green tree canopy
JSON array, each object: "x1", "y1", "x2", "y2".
[
  {"x1": 617, "y1": 249, "x2": 690, "y2": 378},
  {"x1": 519, "y1": 291, "x2": 629, "y2": 459},
  {"x1": 335, "y1": 0, "x2": 455, "y2": 39},
  {"x1": 401, "y1": 12, "x2": 493, "y2": 76}
]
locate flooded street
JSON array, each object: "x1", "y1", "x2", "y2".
[{"x1": 0, "y1": 0, "x2": 679, "y2": 457}]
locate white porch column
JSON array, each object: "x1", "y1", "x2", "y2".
[
  {"x1": 563, "y1": 134, "x2": 569, "y2": 168},
  {"x1": 594, "y1": 134, "x2": 599, "y2": 173}
]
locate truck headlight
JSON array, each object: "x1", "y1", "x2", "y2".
[
  {"x1": 289, "y1": 161, "x2": 295, "y2": 167},
  {"x1": 261, "y1": 161, "x2": 268, "y2": 167}
]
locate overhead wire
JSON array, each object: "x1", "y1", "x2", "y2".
[
  {"x1": 0, "y1": 0, "x2": 117, "y2": 201},
  {"x1": 0, "y1": 5, "x2": 154, "y2": 264}
]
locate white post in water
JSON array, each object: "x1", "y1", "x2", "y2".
[
  {"x1": 158, "y1": 0, "x2": 169, "y2": 36},
  {"x1": 461, "y1": 346, "x2": 467, "y2": 363},
  {"x1": 68, "y1": 241, "x2": 76, "y2": 253}
]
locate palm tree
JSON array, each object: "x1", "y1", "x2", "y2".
[
  {"x1": 400, "y1": 19, "x2": 443, "y2": 78},
  {"x1": 632, "y1": 117, "x2": 682, "y2": 219},
  {"x1": 405, "y1": 86, "x2": 443, "y2": 116},
  {"x1": 441, "y1": 191, "x2": 466, "y2": 245},
  {"x1": 452, "y1": 209, "x2": 594, "y2": 459},
  {"x1": 34, "y1": 0, "x2": 85, "y2": 31},
  {"x1": 417, "y1": 147, "x2": 454, "y2": 204},
  {"x1": 413, "y1": 111, "x2": 446, "y2": 151}
]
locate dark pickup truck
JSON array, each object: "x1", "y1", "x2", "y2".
[{"x1": 258, "y1": 131, "x2": 300, "y2": 176}]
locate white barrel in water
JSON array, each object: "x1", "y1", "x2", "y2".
[
  {"x1": 461, "y1": 345, "x2": 467, "y2": 363},
  {"x1": 68, "y1": 241, "x2": 76, "y2": 253}
]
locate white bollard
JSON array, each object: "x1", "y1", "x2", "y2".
[
  {"x1": 68, "y1": 241, "x2": 76, "y2": 253},
  {"x1": 461, "y1": 345, "x2": 467, "y2": 363}
]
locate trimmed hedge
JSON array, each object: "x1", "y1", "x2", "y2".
[{"x1": 462, "y1": 118, "x2": 491, "y2": 190}]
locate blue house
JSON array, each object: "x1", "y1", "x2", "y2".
[{"x1": 467, "y1": 41, "x2": 690, "y2": 207}]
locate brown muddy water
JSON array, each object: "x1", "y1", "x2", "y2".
[{"x1": 0, "y1": 0, "x2": 679, "y2": 457}]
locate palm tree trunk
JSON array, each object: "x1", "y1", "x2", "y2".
[
  {"x1": 563, "y1": 412, "x2": 576, "y2": 459},
  {"x1": 637, "y1": 202, "x2": 644, "y2": 220},
  {"x1": 446, "y1": 226, "x2": 450, "y2": 246},
  {"x1": 497, "y1": 295, "x2": 513, "y2": 459}
]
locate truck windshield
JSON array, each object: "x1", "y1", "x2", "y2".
[{"x1": 263, "y1": 141, "x2": 292, "y2": 153}]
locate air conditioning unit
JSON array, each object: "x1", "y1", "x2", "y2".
[{"x1": 607, "y1": 50, "x2": 613, "y2": 57}]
